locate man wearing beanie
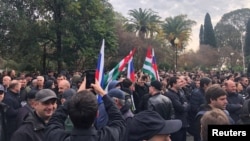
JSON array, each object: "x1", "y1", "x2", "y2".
[{"x1": 147, "y1": 80, "x2": 175, "y2": 120}]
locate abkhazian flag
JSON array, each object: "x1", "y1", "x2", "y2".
[
  {"x1": 152, "y1": 48, "x2": 160, "y2": 81},
  {"x1": 127, "y1": 51, "x2": 135, "y2": 82},
  {"x1": 104, "y1": 48, "x2": 136, "y2": 90},
  {"x1": 142, "y1": 47, "x2": 157, "y2": 81},
  {"x1": 95, "y1": 39, "x2": 105, "y2": 103}
]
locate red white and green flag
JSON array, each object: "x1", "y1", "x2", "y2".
[
  {"x1": 152, "y1": 48, "x2": 160, "y2": 81},
  {"x1": 142, "y1": 47, "x2": 159, "y2": 81},
  {"x1": 104, "y1": 48, "x2": 136, "y2": 89}
]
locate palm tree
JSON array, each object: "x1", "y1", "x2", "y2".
[
  {"x1": 162, "y1": 14, "x2": 196, "y2": 49},
  {"x1": 125, "y1": 8, "x2": 161, "y2": 39}
]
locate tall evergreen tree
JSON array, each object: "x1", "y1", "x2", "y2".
[
  {"x1": 199, "y1": 24, "x2": 204, "y2": 44},
  {"x1": 204, "y1": 13, "x2": 217, "y2": 47},
  {"x1": 245, "y1": 18, "x2": 250, "y2": 58}
]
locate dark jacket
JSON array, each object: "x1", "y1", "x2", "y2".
[
  {"x1": 193, "y1": 105, "x2": 234, "y2": 141},
  {"x1": 148, "y1": 93, "x2": 175, "y2": 120},
  {"x1": 0, "y1": 102, "x2": 8, "y2": 141},
  {"x1": 16, "y1": 104, "x2": 34, "y2": 128},
  {"x1": 2, "y1": 90, "x2": 21, "y2": 141},
  {"x1": 94, "y1": 102, "x2": 108, "y2": 130},
  {"x1": 188, "y1": 88, "x2": 206, "y2": 135},
  {"x1": 137, "y1": 93, "x2": 151, "y2": 113},
  {"x1": 11, "y1": 112, "x2": 46, "y2": 141},
  {"x1": 120, "y1": 104, "x2": 134, "y2": 120},
  {"x1": 165, "y1": 89, "x2": 190, "y2": 127},
  {"x1": 237, "y1": 99, "x2": 250, "y2": 124},
  {"x1": 226, "y1": 92, "x2": 244, "y2": 122},
  {"x1": 45, "y1": 95, "x2": 126, "y2": 141},
  {"x1": 134, "y1": 83, "x2": 149, "y2": 113}
]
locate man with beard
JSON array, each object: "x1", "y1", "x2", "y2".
[{"x1": 11, "y1": 89, "x2": 57, "y2": 141}]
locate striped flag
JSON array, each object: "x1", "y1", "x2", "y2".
[
  {"x1": 95, "y1": 39, "x2": 105, "y2": 103},
  {"x1": 127, "y1": 56, "x2": 135, "y2": 82},
  {"x1": 142, "y1": 47, "x2": 159, "y2": 81},
  {"x1": 152, "y1": 48, "x2": 160, "y2": 81},
  {"x1": 104, "y1": 48, "x2": 136, "y2": 90},
  {"x1": 95, "y1": 39, "x2": 105, "y2": 88}
]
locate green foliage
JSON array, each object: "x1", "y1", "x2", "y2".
[
  {"x1": 214, "y1": 8, "x2": 250, "y2": 51},
  {"x1": 245, "y1": 19, "x2": 250, "y2": 59},
  {"x1": 158, "y1": 63, "x2": 170, "y2": 71},
  {"x1": 162, "y1": 14, "x2": 196, "y2": 50},
  {"x1": 125, "y1": 8, "x2": 161, "y2": 39},
  {"x1": 0, "y1": 0, "x2": 118, "y2": 72},
  {"x1": 203, "y1": 13, "x2": 217, "y2": 47},
  {"x1": 199, "y1": 24, "x2": 204, "y2": 44}
]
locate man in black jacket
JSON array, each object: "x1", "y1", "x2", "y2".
[
  {"x1": 45, "y1": 79, "x2": 126, "y2": 141},
  {"x1": 148, "y1": 80, "x2": 175, "y2": 120},
  {"x1": 0, "y1": 84, "x2": 8, "y2": 141},
  {"x1": 165, "y1": 76, "x2": 190, "y2": 141},
  {"x1": 3, "y1": 80, "x2": 22, "y2": 141},
  {"x1": 11, "y1": 89, "x2": 58, "y2": 141}
]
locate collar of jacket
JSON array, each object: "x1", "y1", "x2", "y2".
[
  {"x1": 151, "y1": 92, "x2": 161, "y2": 97},
  {"x1": 71, "y1": 126, "x2": 97, "y2": 136},
  {"x1": 23, "y1": 112, "x2": 46, "y2": 131}
]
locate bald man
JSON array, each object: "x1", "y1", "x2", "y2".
[
  {"x1": 225, "y1": 80, "x2": 244, "y2": 123},
  {"x1": 56, "y1": 80, "x2": 71, "y2": 106},
  {"x1": 58, "y1": 80, "x2": 71, "y2": 94}
]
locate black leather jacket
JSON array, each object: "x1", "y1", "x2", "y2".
[{"x1": 148, "y1": 93, "x2": 175, "y2": 120}]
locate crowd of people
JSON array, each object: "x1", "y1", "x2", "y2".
[{"x1": 0, "y1": 69, "x2": 250, "y2": 141}]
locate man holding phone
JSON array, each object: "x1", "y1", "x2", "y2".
[{"x1": 45, "y1": 76, "x2": 126, "y2": 141}]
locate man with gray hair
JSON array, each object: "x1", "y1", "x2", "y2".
[
  {"x1": 11, "y1": 89, "x2": 57, "y2": 141},
  {"x1": 108, "y1": 88, "x2": 134, "y2": 120}
]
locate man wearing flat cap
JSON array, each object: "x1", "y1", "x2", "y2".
[{"x1": 11, "y1": 89, "x2": 57, "y2": 141}]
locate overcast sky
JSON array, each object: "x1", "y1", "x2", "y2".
[{"x1": 109, "y1": 0, "x2": 250, "y2": 51}]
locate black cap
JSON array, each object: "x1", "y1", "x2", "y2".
[
  {"x1": 150, "y1": 80, "x2": 162, "y2": 91},
  {"x1": 108, "y1": 88, "x2": 125, "y2": 100},
  {"x1": 35, "y1": 89, "x2": 57, "y2": 102},
  {"x1": 128, "y1": 110, "x2": 182, "y2": 141}
]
